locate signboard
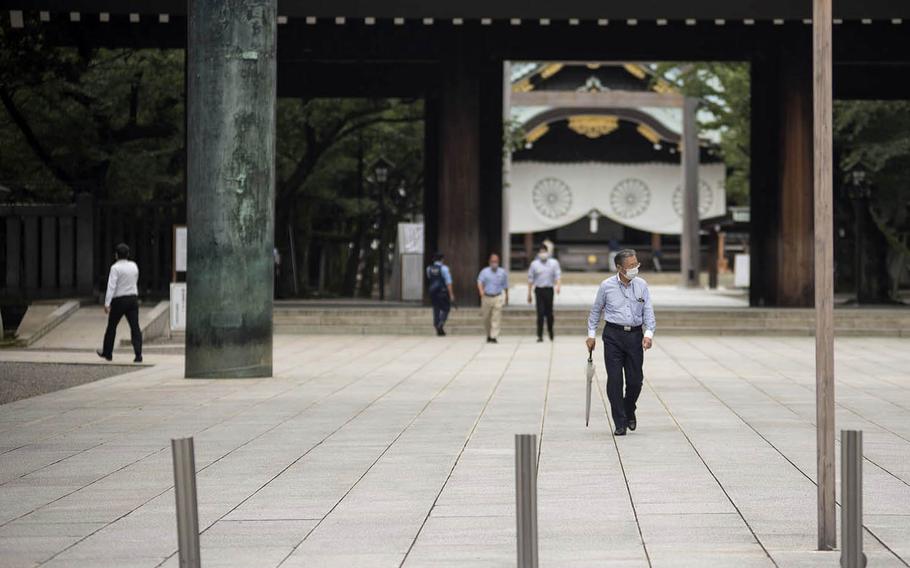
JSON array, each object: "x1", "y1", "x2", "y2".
[
  {"x1": 396, "y1": 223, "x2": 424, "y2": 301},
  {"x1": 400, "y1": 253, "x2": 424, "y2": 301},
  {"x1": 174, "y1": 225, "x2": 187, "y2": 274},
  {"x1": 734, "y1": 254, "x2": 750, "y2": 288},
  {"x1": 397, "y1": 223, "x2": 424, "y2": 254},
  {"x1": 170, "y1": 282, "x2": 187, "y2": 331}
]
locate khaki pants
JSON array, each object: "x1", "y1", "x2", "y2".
[{"x1": 481, "y1": 294, "x2": 505, "y2": 339}]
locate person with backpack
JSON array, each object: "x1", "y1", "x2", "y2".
[{"x1": 426, "y1": 252, "x2": 455, "y2": 336}]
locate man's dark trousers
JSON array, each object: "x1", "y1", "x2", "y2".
[
  {"x1": 534, "y1": 287, "x2": 555, "y2": 339},
  {"x1": 431, "y1": 292, "x2": 450, "y2": 330},
  {"x1": 602, "y1": 324, "x2": 644, "y2": 429},
  {"x1": 102, "y1": 295, "x2": 142, "y2": 359}
]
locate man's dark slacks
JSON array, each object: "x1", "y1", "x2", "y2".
[
  {"x1": 534, "y1": 287, "x2": 555, "y2": 339},
  {"x1": 602, "y1": 325, "x2": 644, "y2": 429},
  {"x1": 430, "y1": 291, "x2": 451, "y2": 330},
  {"x1": 102, "y1": 295, "x2": 142, "y2": 359}
]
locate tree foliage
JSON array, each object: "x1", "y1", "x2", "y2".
[
  {"x1": 0, "y1": 22, "x2": 184, "y2": 202},
  {"x1": 834, "y1": 100, "x2": 910, "y2": 298},
  {"x1": 1, "y1": 20, "x2": 425, "y2": 298},
  {"x1": 651, "y1": 62, "x2": 751, "y2": 207}
]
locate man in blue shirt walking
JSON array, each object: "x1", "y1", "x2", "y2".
[
  {"x1": 477, "y1": 253, "x2": 509, "y2": 343},
  {"x1": 585, "y1": 249, "x2": 656, "y2": 436},
  {"x1": 426, "y1": 252, "x2": 455, "y2": 336}
]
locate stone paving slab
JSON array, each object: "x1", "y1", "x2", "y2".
[{"x1": 0, "y1": 335, "x2": 908, "y2": 567}]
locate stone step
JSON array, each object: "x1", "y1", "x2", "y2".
[{"x1": 273, "y1": 324, "x2": 910, "y2": 337}]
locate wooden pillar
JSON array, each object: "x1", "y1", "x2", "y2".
[
  {"x1": 437, "y1": 41, "x2": 482, "y2": 306},
  {"x1": 523, "y1": 233, "x2": 534, "y2": 267},
  {"x1": 749, "y1": 52, "x2": 780, "y2": 306},
  {"x1": 186, "y1": 0, "x2": 276, "y2": 378},
  {"x1": 779, "y1": 39, "x2": 815, "y2": 306},
  {"x1": 502, "y1": 61, "x2": 512, "y2": 272},
  {"x1": 41, "y1": 217, "x2": 56, "y2": 291},
  {"x1": 680, "y1": 97, "x2": 700, "y2": 288},
  {"x1": 749, "y1": 30, "x2": 815, "y2": 307},
  {"x1": 75, "y1": 193, "x2": 94, "y2": 296},
  {"x1": 813, "y1": 0, "x2": 836, "y2": 551},
  {"x1": 6, "y1": 217, "x2": 21, "y2": 291}
]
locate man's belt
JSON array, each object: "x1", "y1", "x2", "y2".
[
  {"x1": 484, "y1": 292, "x2": 502, "y2": 297},
  {"x1": 604, "y1": 321, "x2": 642, "y2": 332}
]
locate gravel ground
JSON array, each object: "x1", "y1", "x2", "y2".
[{"x1": 0, "y1": 362, "x2": 142, "y2": 405}]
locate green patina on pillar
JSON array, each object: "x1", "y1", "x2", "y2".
[{"x1": 185, "y1": 0, "x2": 276, "y2": 378}]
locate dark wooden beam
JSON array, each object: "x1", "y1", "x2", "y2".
[{"x1": 8, "y1": 0, "x2": 910, "y2": 20}]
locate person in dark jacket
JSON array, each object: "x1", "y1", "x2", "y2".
[{"x1": 426, "y1": 252, "x2": 455, "y2": 336}]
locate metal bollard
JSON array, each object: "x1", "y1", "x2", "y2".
[
  {"x1": 171, "y1": 437, "x2": 201, "y2": 568},
  {"x1": 841, "y1": 430, "x2": 866, "y2": 568},
  {"x1": 515, "y1": 434, "x2": 539, "y2": 568}
]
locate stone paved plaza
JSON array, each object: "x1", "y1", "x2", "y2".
[{"x1": 1, "y1": 335, "x2": 909, "y2": 567}]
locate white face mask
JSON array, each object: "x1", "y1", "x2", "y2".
[
  {"x1": 622, "y1": 265, "x2": 640, "y2": 279},
  {"x1": 538, "y1": 252, "x2": 549, "y2": 261}
]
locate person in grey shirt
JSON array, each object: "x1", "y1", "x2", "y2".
[
  {"x1": 477, "y1": 254, "x2": 509, "y2": 343},
  {"x1": 527, "y1": 244, "x2": 561, "y2": 342},
  {"x1": 585, "y1": 249, "x2": 655, "y2": 436}
]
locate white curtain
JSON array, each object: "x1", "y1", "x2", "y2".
[{"x1": 508, "y1": 161, "x2": 726, "y2": 235}]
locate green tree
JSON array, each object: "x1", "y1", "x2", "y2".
[
  {"x1": 651, "y1": 62, "x2": 751, "y2": 206},
  {"x1": 275, "y1": 98, "x2": 424, "y2": 297},
  {"x1": 0, "y1": 19, "x2": 184, "y2": 202},
  {"x1": 835, "y1": 100, "x2": 910, "y2": 301}
]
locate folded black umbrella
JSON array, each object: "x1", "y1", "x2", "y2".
[{"x1": 586, "y1": 350, "x2": 595, "y2": 427}]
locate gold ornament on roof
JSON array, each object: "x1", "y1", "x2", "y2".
[
  {"x1": 636, "y1": 123, "x2": 662, "y2": 144},
  {"x1": 568, "y1": 115, "x2": 619, "y2": 139},
  {"x1": 513, "y1": 78, "x2": 534, "y2": 92},
  {"x1": 525, "y1": 124, "x2": 550, "y2": 144},
  {"x1": 539, "y1": 63, "x2": 564, "y2": 79},
  {"x1": 623, "y1": 63, "x2": 648, "y2": 79}
]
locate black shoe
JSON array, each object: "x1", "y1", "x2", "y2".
[
  {"x1": 536, "y1": 337, "x2": 543, "y2": 343},
  {"x1": 486, "y1": 336, "x2": 493, "y2": 343},
  {"x1": 134, "y1": 356, "x2": 143, "y2": 363},
  {"x1": 96, "y1": 350, "x2": 112, "y2": 362},
  {"x1": 614, "y1": 426, "x2": 627, "y2": 436},
  {"x1": 628, "y1": 418, "x2": 637, "y2": 431},
  {"x1": 490, "y1": 338, "x2": 498, "y2": 344},
  {"x1": 436, "y1": 327, "x2": 445, "y2": 336},
  {"x1": 549, "y1": 332, "x2": 554, "y2": 341}
]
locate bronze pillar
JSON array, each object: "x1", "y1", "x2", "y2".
[{"x1": 185, "y1": 0, "x2": 277, "y2": 378}]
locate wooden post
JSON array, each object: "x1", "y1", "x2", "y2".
[
  {"x1": 437, "y1": 41, "x2": 481, "y2": 306},
  {"x1": 6, "y1": 217, "x2": 21, "y2": 291},
  {"x1": 75, "y1": 193, "x2": 94, "y2": 296},
  {"x1": 523, "y1": 233, "x2": 534, "y2": 267},
  {"x1": 502, "y1": 61, "x2": 512, "y2": 272},
  {"x1": 813, "y1": 0, "x2": 836, "y2": 551},
  {"x1": 680, "y1": 97, "x2": 699, "y2": 288}
]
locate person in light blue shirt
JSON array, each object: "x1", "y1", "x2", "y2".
[
  {"x1": 426, "y1": 252, "x2": 455, "y2": 336},
  {"x1": 527, "y1": 244, "x2": 562, "y2": 342},
  {"x1": 585, "y1": 248, "x2": 655, "y2": 436},
  {"x1": 477, "y1": 254, "x2": 509, "y2": 343}
]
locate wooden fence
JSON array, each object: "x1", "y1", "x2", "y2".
[{"x1": 1, "y1": 195, "x2": 184, "y2": 301}]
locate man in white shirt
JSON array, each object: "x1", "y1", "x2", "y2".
[
  {"x1": 97, "y1": 243, "x2": 142, "y2": 363},
  {"x1": 527, "y1": 244, "x2": 561, "y2": 342}
]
